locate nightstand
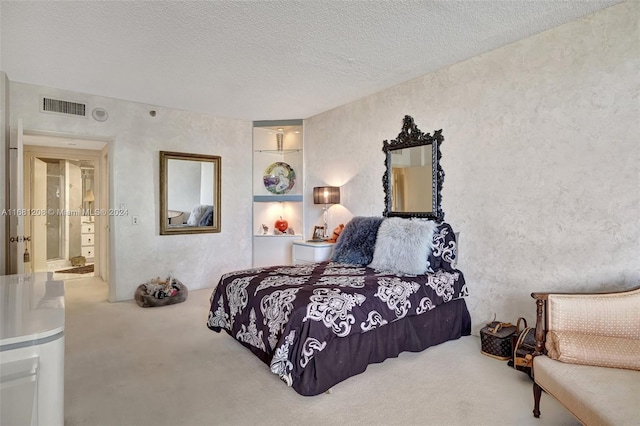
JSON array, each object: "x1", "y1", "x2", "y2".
[{"x1": 292, "y1": 241, "x2": 335, "y2": 264}]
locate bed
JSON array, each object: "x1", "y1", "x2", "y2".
[{"x1": 207, "y1": 217, "x2": 471, "y2": 396}]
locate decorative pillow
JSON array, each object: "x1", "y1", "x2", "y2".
[
  {"x1": 546, "y1": 330, "x2": 640, "y2": 371},
  {"x1": 187, "y1": 204, "x2": 209, "y2": 226},
  {"x1": 428, "y1": 222, "x2": 458, "y2": 271},
  {"x1": 331, "y1": 217, "x2": 384, "y2": 265},
  {"x1": 368, "y1": 217, "x2": 438, "y2": 275}
]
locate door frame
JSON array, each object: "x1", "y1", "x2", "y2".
[
  {"x1": 18, "y1": 129, "x2": 113, "y2": 300},
  {"x1": 7, "y1": 121, "x2": 25, "y2": 274},
  {"x1": 99, "y1": 145, "x2": 110, "y2": 284},
  {"x1": 24, "y1": 147, "x2": 102, "y2": 271}
]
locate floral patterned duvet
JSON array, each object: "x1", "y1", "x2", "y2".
[{"x1": 207, "y1": 261, "x2": 468, "y2": 389}]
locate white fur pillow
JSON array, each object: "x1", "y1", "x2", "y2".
[{"x1": 369, "y1": 217, "x2": 438, "y2": 275}]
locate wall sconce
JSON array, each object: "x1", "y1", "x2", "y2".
[
  {"x1": 83, "y1": 189, "x2": 95, "y2": 202},
  {"x1": 84, "y1": 189, "x2": 95, "y2": 213},
  {"x1": 313, "y1": 186, "x2": 340, "y2": 238}
]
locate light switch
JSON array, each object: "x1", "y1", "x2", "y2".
[{"x1": 132, "y1": 216, "x2": 139, "y2": 225}]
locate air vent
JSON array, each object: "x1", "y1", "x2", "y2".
[{"x1": 41, "y1": 97, "x2": 86, "y2": 117}]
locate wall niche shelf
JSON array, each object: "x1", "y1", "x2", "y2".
[
  {"x1": 254, "y1": 234, "x2": 302, "y2": 238},
  {"x1": 252, "y1": 120, "x2": 304, "y2": 267},
  {"x1": 254, "y1": 149, "x2": 301, "y2": 155},
  {"x1": 253, "y1": 195, "x2": 303, "y2": 202}
]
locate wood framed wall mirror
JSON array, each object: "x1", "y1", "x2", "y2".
[
  {"x1": 159, "y1": 151, "x2": 221, "y2": 235},
  {"x1": 382, "y1": 115, "x2": 445, "y2": 221}
]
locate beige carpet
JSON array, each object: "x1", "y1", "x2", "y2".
[{"x1": 64, "y1": 277, "x2": 580, "y2": 426}]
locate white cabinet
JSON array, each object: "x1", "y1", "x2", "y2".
[
  {"x1": 254, "y1": 235, "x2": 302, "y2": 267},
  {"x1": 292, "y1": 241, "x2": 335, "y2": 264},
  {"x1": 81, "y1": 216, "x2": 94, "y2": 260},
  {"x1": 0, "y1": 273, "x2": 65, "y2": 426},
  {"x1": 252, "y1": 121, "x2": 304, "y2": 266}
]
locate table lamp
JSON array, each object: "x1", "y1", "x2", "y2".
[{"x1": 313, "y1": 186, "x2": 340, "y2": 238}]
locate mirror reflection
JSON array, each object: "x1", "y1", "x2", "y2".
[
  {"x1": 160, "y1": 151, "x2": 221, "y2": 235},
  {"x1": 391, "y1": 145, "x2": 433, "y2": 213}
]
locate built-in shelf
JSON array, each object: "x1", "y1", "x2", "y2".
[
  {"x1": 253, "y1": 120, "x2": 304, "y2": 267},
  {"x1": 254, "y1": 149, "x2": 301, "y2": 154},
  {"x1": 254, "y1": 234, "x2": 301, "y2": 238},
  {"x1": 253, "y1": 195, "x2": 303, "y2": 202}
]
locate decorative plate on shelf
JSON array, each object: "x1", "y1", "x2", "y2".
[{"x1": 263, "y1": 162, "x2": 296, "y2": 195}]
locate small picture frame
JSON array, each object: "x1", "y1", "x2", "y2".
[{"x1": 312, "y1": 226, "x2": 325, "y2": 241}]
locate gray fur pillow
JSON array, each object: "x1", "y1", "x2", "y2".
[
  {"x1": 369, "y1": 217, "x2": 438, "y2": 275},
  {"x1": 331, "y1": 216, "x2": 384, "y2": 265}
]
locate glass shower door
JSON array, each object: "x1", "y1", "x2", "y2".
[{"x1": 46, "y1": 160, "x2": 64, "y2": 261}]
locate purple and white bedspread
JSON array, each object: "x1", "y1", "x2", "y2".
[{"x1": 207, "y1": 261, "x2": 468, "y2": 388}]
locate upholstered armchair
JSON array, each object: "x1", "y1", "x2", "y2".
[{"x1": 530, "y1": 286, "x2": 640, "y2": 425}]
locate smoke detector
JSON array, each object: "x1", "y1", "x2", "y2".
[{"x1": 91, "y1": 107, "x2": 109, "y2": 122}]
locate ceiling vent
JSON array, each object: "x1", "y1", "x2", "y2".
[{"x1": 41, "y1": 97, "x2": 86, "y2": 117}]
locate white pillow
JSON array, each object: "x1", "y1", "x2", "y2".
[
  {"x1": 187, "y1": 204, "x2": 209, "y2": 226},
  {"x1": 369, "y1": 217, "x2": 438, "y2": 275}
]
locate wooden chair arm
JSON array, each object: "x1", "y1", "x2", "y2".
[{"x1": 531, "y1": 294, "x2": 546, "y2": 356}]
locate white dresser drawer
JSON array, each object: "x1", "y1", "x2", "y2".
[
  {"x1": 81, "y1": 223, "x2": 94, "y2": 234},
  {"x1": 81, "y1": 246, "x2": 94, "y2": 258},
  {"x1": 81, "y1": 234, "x2": 94, "y2": 246}
]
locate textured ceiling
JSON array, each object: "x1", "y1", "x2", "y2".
[{"x1": 0, "y1": 0, "x2": 620, "y2": 121}]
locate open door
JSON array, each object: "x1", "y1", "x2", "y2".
[
  {"x1": 31, "y1": 157, "x2": 48, "y2": 271},
  {"x1": 8, "y1": 120, "x2": 25, "y2": 274}
]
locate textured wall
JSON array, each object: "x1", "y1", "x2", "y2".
[
  {"x1": 304, "y1": 2, "x2": 640, "y2": 333},
  {"x1": 9, "y1": 83, "x2": 253, "y2": 301}
]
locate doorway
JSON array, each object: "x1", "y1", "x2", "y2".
[
  {"x1": 22, "y1": 134, "x2": 109, "y2": 284},
  {"x1": 31, "y1": 157, "x2": 96, "y2": 276}
]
